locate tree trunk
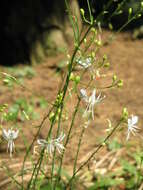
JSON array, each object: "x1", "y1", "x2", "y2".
[{"x1": 0, "y1": 0, "x2": 81, "y2": 65}]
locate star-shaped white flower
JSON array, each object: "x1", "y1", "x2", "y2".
[
  {"x1": 37, "y1": 132, "x2": 65, "y2": 156},
  {"x1": 2, "y1": 128, "x2": 19, "y2": 157},
  {"x1": 76, "y1": 57, "x2": 92, "y2": 69},
  {"x1": 80, "y1": 89, "x2": 105, "y2": 120},
  {"x1": 80, "y1": 89, "x2": 88, "y2": 103},
  {"x1": 126, "y1": 115, "x2": 139, "y2": 140}
]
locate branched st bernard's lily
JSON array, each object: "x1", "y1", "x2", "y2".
[
  {"x1": 80, "y1": 89, "x2": 105, "y2": 120},
  {"x1": 126, "y1": 115, "x2": 139, "y2": 140},
  {"x1": 2, "y1": 128, "x2": 19, "y2": 157},
  {"x1": 37, "y1": 132, "x2": 65, "y2": 156}
]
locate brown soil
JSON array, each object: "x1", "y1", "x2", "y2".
[{"x1": 0, "y1": 30, "x2": 143, "y2": 189}]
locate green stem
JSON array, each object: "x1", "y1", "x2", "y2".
[
  {"x1": 54, "y1": 98, "x2": 81, "y2": 189},
  {"x1": 73, "y1": 127, "x2": 85, "y2": 175},
  {"x1": 87, "y1": 0, "x2": 93, "y2": 24},
  {"x1": 30, "y1": 107, "x2": 60, "y2": 189},
  {"x1": 136, "y1": 156, "x2": 143, "y2": 189},
  {"x1": 51, "y1": 104, "x2": 63, "y2": 188},
  {"x1": 22, "y1": 106, "x2": 54, "y2": 189}
]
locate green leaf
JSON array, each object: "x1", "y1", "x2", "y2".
[
  {"x1": 88, "y1": 176, "x2": 124, "y2": 190},
  {"x1": 107, "y1": 138, "x2": 122, "y2": 151}
]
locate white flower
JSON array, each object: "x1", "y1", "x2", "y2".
[
  {"x1": 54, "y1": 132, "x2": 65, "y2": 154},
  {"x1": 37, "y1": 132, "x2": 65, "y2": 156},
  {"x1": 80, "y1": 89, "x2": 88, "y2": 103},
  {"x1": 2, "y1": 128, "x2": 19, "y2": 157},
  {"x1": 76, "y1": 57, "x2": 92, "y2": 69},
  {"x1": 37, "y1": 139, "x2": 54, "y2": 156},
  {"x1": 126, "y1": 115, "x2": 139, "y2": 140},
  {"x1": 81, "y1": 89, "x2": 105, "y2": 120}
]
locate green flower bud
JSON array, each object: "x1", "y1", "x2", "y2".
[
  {"x1": 74, "y1": 42, "x2": 78, "y2": 48},
  {"x1": 84, "y1": 38, "x2": 87, "y2": 43},
  {"x1": 67, "y1": 54, "x2": 70, "y2": 59},
  {"x1": 69, "y1": 73, "x2": 74, "y2": 81},
  {"x1": 104, "y1": 62, "x2": 110, "y2": 68},
  {"x1": 91, "y1": 27, "x2": 96, "y2": 33},
  {"x1": 97, "y1": 40, "x2": 102, "y2": 46},
  {"x1": 91, "y1": 51, "x2": 95, "y2": 58},
  {"x1": 103, "y1": 54, "x2": 107, "y2": 61},
  {"x1": 122, "y1": 107, "x2": 128, "y2": 120},
  {"x1": 58, "y1": 108, "x2": 61, "y2": 113},
  {"x1": 128, "y1": 8, "x2": 132, "y2": 15},
  {"x1": 49, "y1": 112, "x2": 55, "y2": 122},
  {"x1": 80, "y1": 8, "x2": 85, "y2": 16},
  {"x1": 75, "y1": 76, "x2": 80, "y2": 83},
  {"x1": 117, "y1": 79, "x2": 123, "y2": 87},
  {"x1": 137, "y1": 14, "x2": 142, "y2": 18},
  {"x1": 102, "y1": 142, "x2": 106, "y2": 146},
  {"x1": 108, "y1": 23, "x2": 113, "y2": 30},
  {"x1": 56, "y1": 115, "x2": 59, "y2": 121},
  {"x1": 112, "y1": 74, "x2": 117, "y2": 82}
]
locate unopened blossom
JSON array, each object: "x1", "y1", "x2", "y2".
[
  {"x1": 2, "y1": 128, "x2": 19, "y2": 157},
  {"x1": 80, "y1": 89, "x2": 105, "y2": 120},
  {"x1": 126, "y1": 115, "x2": 139, "y2": 140},
  {"x1": 37, "y1": 132, "x2": 65, "y2": 156}
]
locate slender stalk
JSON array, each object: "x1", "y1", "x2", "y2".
[
  {"x1": 29, "y1": 106, "x2": 60, "y2": 189},
  {"x1": 87, "y1": 0, "x2": 93, "y2": 24},
  {"x1": 51, "y1": 104, "x2": 63, "y2": 188},
  {"x1": 54, "y1": 98, "x2": 81, "y2": 189},
  {"x1": 136, "y1": 156, "x2": 143, "y2": 188},
  {"x1": 21, "y1": 107, "x2": 53, "y2": 189},
  {"x1": 73, "y1": 127, "x2": 85, "y2": 175},
  {"x1": 65, "y1": 0, "x2": 77, "y2": 43}
]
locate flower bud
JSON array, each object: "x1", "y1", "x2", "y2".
[
  {"x1": 122, "y1": 107, "x2": 128, "y2": 120},
  {"x1": 80, "y1": 8, "x2": 85, "y2": 17},
  {"x1": 104, "y1": 62, "x2": 110, "y2": 68},
  {"x1": 91, "y1": 27, "x2": 96, "y2": 33},
  {"x1": 103, "y1": 54, "x2": 107, "y2": 61},
  {"x1": 128, "y1": 8, "x2": 132, "y2": 15},
  {"x1": 49, "y1": 112, "x2": 55, "y2": 122},
  {"x1": 75, "y1": 76, "x2": 80, "y2": 83},
  {"x1": 137, "y1": 14, "x2": 142, "y2": 18},
  {"x1": 69, "y1": 73, "x2": 74, "y2": 81},
  {"x1": 117, "y1": 79, "x2": 123, "y2": 87},
  {"x1": 84, "y1": 38, "x2": 87, "y2": 43},
  {"x1": 91, "y1": 51, "x2": 95, "y2": 58},
  {"x1": 112, "y1": 75, "x2": 117, "y2": 82}
]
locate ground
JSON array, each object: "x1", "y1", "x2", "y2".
[{"x1": 0, "y1": 30, "x2": 143, "y2": 189}]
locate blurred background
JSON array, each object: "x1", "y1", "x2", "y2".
[{"x1": 0, "y1": 0, "x2": 143, "y2": 65}]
